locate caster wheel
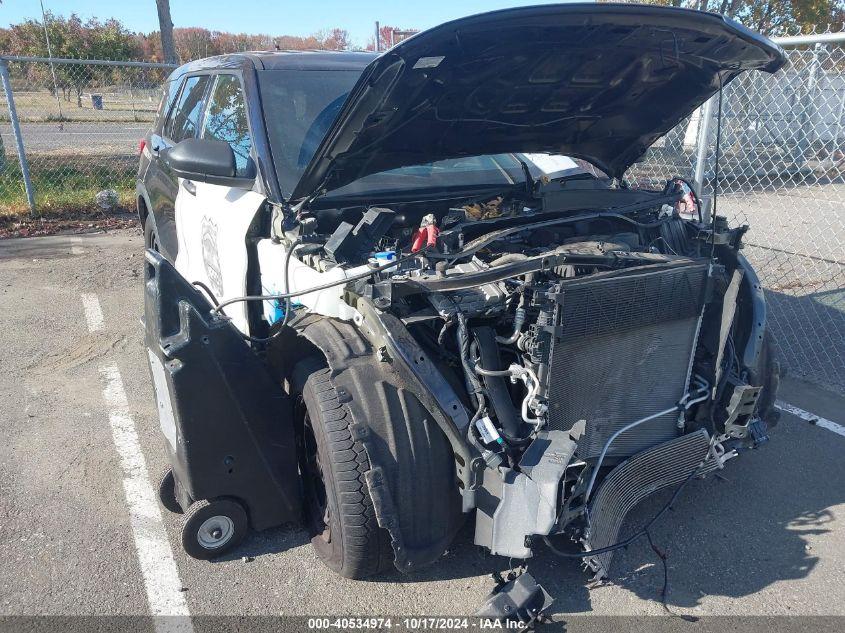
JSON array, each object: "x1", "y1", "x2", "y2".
[
  {"x1": 181, "y1": 498, "x2": 248, "y2": 560},
  {"x1": 156, "y1": 468, "x2": 183, "y2": 514}
]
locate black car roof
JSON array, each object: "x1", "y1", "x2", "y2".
[{"x1": 167, "y1": 50, "x2": 377, "y2": 81}]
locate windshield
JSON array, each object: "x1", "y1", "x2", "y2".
[
  {"x1": 259, "y1": 69, "x2": 362, "y2": 197},
  {"x1": 259, "y1": 69, "x2": 590, "y2": 199},
  {"x1": 323, "y1": 153, "x2": 586, "y2": 198}
]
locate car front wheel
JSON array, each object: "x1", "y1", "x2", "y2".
[{"x1": 292, "y1": 359, "x2": 393, "y2": 579}]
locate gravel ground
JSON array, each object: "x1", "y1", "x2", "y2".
[{"x1": 0, "y1": 230, "x2": 844, "y2": 629}]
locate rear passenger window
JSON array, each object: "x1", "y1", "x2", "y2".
[
  {"x1": 202, "y1": 74, "x2": 253, "y2": 178},
  {"x1": 167, "y1": 75, "x2": 210, "y2": 143}
]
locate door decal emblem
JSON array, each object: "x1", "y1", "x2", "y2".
[{"x1": 201, "y1": 217, "x2": 224, "y2": 297}]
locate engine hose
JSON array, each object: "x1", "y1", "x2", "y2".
[
  {"x1": 465, "y1": 395, "x2": 487, "y2": 452},
  {"x1": 497, "y1": 306, "x2": 526, "y2": 344},
  {"x1": 212, "y1": 247, "x2": 429, "y2": 315},
  {"x1": 191, "y1": 281, "x2": 221, "y2": 307},
  {"x1": 456, "y1": 311, "x2": 484, "y2": 409},
  {"x1": 489, "y1": 253, "x2": 529, "y2": 267},
  {"x1": 474, "y1": 366, "x2": 514, "y2": 377},
  {"x1": 437, "y1": 317, "x2": 454, "y2": 346},
  {"x1": 658, "y1": 217, "x2": 689, "y2": 256},
  {"x1": 472, "y1": 326, "x2": 526, "y2": 442},
  {"x1": 281, "y1": 237, "x2": 303, "y2": 327}
]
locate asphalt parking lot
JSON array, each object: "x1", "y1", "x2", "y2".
[{"x1": 1, "y1": 229, "x2": 844, "y2": 627}]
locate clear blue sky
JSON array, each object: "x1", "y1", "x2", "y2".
[{"x1": 3, "y1": 1, "x2": 587, "y2": 48}]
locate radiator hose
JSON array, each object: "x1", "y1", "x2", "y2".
[
  {"x1": 456, "y1": 311, "x2": 484, "y2": 409},
  {"x1": 472, "y1": 326, "x2": 526, "y2": 442},
  {"x1": 490, "y1": 253, "x2": 529, "y2": 345}
]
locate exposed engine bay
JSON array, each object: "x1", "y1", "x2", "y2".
[{"x1": 249, "y1": 174, "x2": 779, "y2": 577}]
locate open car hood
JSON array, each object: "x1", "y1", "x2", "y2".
[{"x1": 290, "y1": 3, "x2": 785, "y2": 202}]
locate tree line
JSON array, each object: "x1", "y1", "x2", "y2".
[
  {"x1": 0, "y1": 12, "x2": 361, "y2": 64},
  {"x1": 0, "y1": 12, "x2": 379, "y2": 110}
]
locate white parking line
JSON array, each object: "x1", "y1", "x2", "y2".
[
  {"x1": 776, "y1": 400, "x2": 845, "y2": 438},
  {"x1": 83, "y1": 294, "x2": 193, "y2": 632},
  {"x1": 81, "y1": 293, "x2": 104, "y2": 331}
]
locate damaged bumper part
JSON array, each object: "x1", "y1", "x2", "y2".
[
  {"x1": 583, "y1": 429, "x2": 717, "y2": 580},
  {"x1": 476, "y1": 571, "x2": 554, "y2": 628},
  {"x1": 475, "y1": 425, "x2": 583, "y2": 559}
]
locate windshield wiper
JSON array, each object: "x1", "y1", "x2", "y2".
[{"x1": 550, "y1": 171, "x2": 599, "y2": 184}]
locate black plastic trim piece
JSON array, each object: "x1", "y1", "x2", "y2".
[
  {"x1": 736, "y1": 252, "x2": 767, "y2": 370},
  {"x1": 144, "y1": 250, "x2": 301, "y2": 530}
]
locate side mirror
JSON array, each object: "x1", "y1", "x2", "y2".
[{"x1": 161, "y1": 138, "x2": 255, "y2": 188}]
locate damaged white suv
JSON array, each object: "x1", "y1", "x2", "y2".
[{"x1": 139, "y1": 2, "x2": 784, "y2": 616}]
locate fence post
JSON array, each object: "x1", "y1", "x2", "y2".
[
  {"x1": 0, "y1": 59, "x2": 36, "y2": 216},
  {"x1": 693, "y1": 95, "x2": 716, "y2": 222},
  {"x1": 796, "y1": 43, "x2": 824, "y2": 167}
]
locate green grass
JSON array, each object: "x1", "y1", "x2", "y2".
[{"x1": 0, "y1": 155, "x2": 135, "y2": 216}]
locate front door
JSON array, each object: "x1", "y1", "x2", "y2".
[{"x1": 173, "y1": 73, "x2": 262, "y2": 335}]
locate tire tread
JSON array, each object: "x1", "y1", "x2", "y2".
[{"x1": 297, "y1": 364, "x2": 393, "y2": 579}]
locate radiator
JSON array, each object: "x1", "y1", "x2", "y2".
[{"x1": 546, "y1": 261, "x2": 708, "y2": 460}]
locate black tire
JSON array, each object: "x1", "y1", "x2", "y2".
[
  {"x1": 156, "y1": 467, "x2": 183, "y2": 514},
  {"x1": 293, "y1": 360, "x2": 393, "y2": 579},
  {"x1": 143, "y1": 218, "x2": 160, "y2": 282},
  {"x1": 143, "y1": 216, "x2": 160, "y2": 253},
  {"x1": 180, "y1": 498, "x2": 248, "y2": 560}
]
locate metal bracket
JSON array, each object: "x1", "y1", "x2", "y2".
[{"x1": 724, "y1": 383, "x2": 762, "y2": 438}]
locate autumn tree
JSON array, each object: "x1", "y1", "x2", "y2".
[
  {"x1": 3, "y1": 13, "x2": 141, "y2": 106},
  {"x1": 603, "y1": 0, "x2": 845, "y2": 34},
  {"x1": 174, "y1": 27, "x2": 215, "y2": 60},
  {"x1": 318, "y1": 28, "x2": 352, "y2": 50}
]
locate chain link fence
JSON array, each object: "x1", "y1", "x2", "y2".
[
  {"x1": 630, "y1": 33, "x2": 845, "y2": 391},
  {"x1": 0, "y1": 57, "x2": 175, "y2": 214},
  {"x1": 1, "y1": 39, "x2": 844, "y2": 391}
]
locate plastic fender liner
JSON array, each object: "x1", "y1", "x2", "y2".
[
  {"x1": 353, "y1": 298, "x2": 476, "y2": 495},
  {"x1": 144, "y1": 250, "x2": 300, "y2": 529},
  {"x1": 296, "y1": 315, "x2": 464, "y2": 571}
]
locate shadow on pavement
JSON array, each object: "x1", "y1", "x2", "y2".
[{"x1": 214, "y1": 523, "x2": 309, "y2": 563}]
